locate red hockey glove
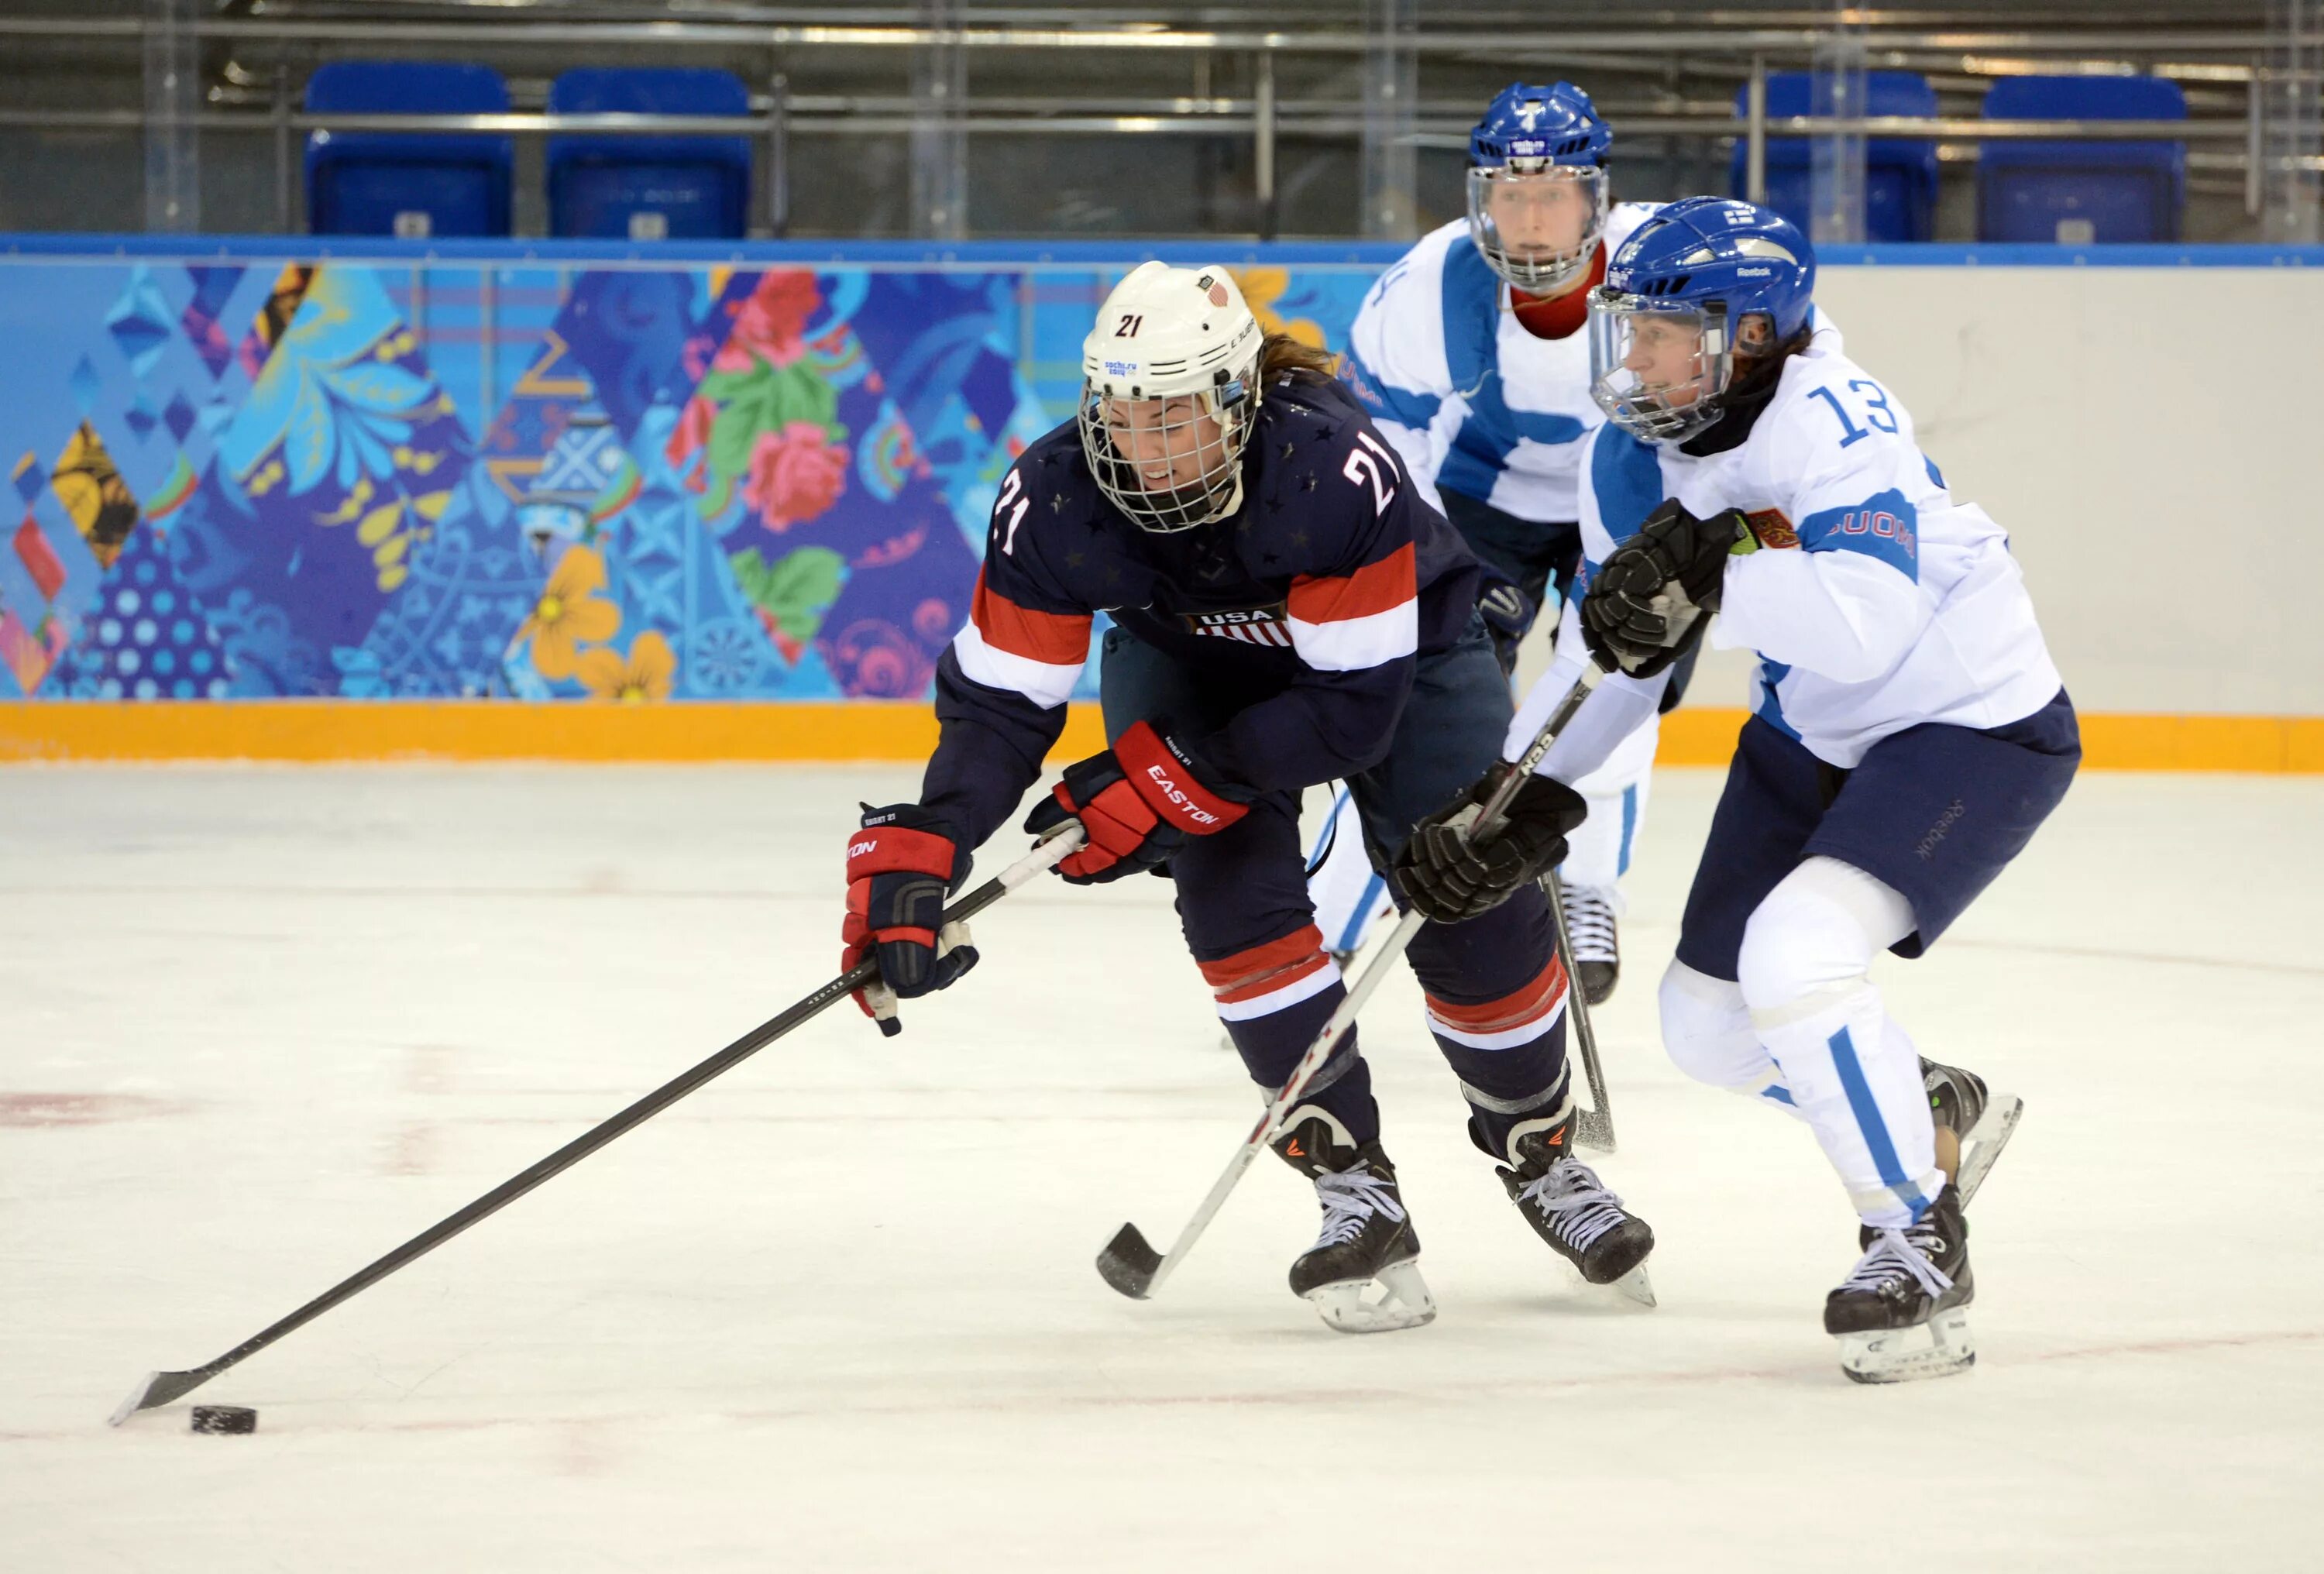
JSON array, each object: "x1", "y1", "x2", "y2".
[
  {"x1": 843, "y1": 802, "x2": 977, "y2": 1036},
  {"x1": 1021, "y1": 720, "x2": 1250, "y2": 885}
]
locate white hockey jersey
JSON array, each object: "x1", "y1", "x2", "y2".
[
  {"x1": 1518, "y1": 326, "x2": 2064, "y2": 778},
  {"x1": 1345, "y1": 204, "x2": 1658, "y2": 526}
]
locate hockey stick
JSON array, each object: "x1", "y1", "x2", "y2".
[
  {"x1": 108, "y1": 825, "x2": 1087, "y2": 1427},
  {"x1": 1546, "y1": 877, "x2": 1617, "y2": 1155},
  {"x1": 1097, "y1": 677, "x2": 1598, "y2": 1301}
]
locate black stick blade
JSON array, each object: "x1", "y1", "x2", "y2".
[
  {"x1": 1095, "y1": 1224, "x2": 1163, "y2": 1299},
  {"x1": 108, "y1": 1366, "x2": 213, "y2": 1427},
  {"x1": 1575, "y1": 1107, "x2": 1617, "y2": 1156}
]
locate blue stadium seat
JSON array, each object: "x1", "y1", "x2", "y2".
[
  {"x1": 304, "y1": 61, "x2": 514, "y2": 239},
  {"x1": 546, "y1": 69, "x2": 755, "y2": 241},
  {"x1": 1728, "y1": 72, "x2": 1940, "y2": 243},
  {"x1": 1978, "y1": 75, "x2": 2186, "y2": 243}
]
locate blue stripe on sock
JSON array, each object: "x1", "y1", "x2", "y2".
[
  {"x1": 1336, "y1": 871, "x2": 1386, "y2": 954},
  {"x1": 1828, "y1": 1026, "x2": 1930, "y2": 1216},
  {"x1": 1618, "y1": 785, "x2": 1638, "y2": 877}
]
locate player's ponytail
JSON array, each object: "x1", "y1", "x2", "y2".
[{"x1": 1258, "y1": 332, "x2": 1339, "y2": 385}]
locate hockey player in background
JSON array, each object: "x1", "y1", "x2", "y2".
[
  {"x1": 1397, "y1": 198, "x2": 2077, "y2": 1381},
  {"x1": 840, "y1": 263, "x2": 1655, "y2": 1332},
  {"x1": 1330, "y1": 81, "x2": 1665, "y2": 1005}
]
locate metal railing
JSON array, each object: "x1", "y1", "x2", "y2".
[{"x1": 0, "y1": 10, "x2": 2315, "y2": 239}]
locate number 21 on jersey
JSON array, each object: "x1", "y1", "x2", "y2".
[
  {"x1": 1342, "y1": 430, "x2": 1401, "y2": 516},
  {"x1": 993, "y1": 467, "x2": 1030, "y2": 555}
]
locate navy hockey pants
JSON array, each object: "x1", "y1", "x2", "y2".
[{"x1": 1098, "y1": 620, "x2": 1573, "y2": 1160}]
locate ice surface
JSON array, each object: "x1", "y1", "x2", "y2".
[{"x1": 3, "y1": 764, "x2": 2320, "y2": 1571}]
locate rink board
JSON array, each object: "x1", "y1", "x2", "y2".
[
  {"x1": 3, "y1": 698, "x2": 2322, "y2": 771},
  {"x1": 0, "y1": 235, "x2": 2318, "y2": 768}
]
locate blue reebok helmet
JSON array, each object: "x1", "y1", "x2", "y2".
[
  {"x1": 1466, "y1": 83, "x2": 1615, "y2": 292},
  {"x1": 1588, "y1": 196, "x2": 1817, "y2": 442}
]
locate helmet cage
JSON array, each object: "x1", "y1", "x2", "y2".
[
  {"x1": 1465, "y1": 163, "x2": 1611, "y2": 293},
  {"x1": 1588, "y1": 292, "x2": 1734, "y2": 445},
  {"x1": 1077, "y1": 369, "x2": 1258, "y2": 534}
]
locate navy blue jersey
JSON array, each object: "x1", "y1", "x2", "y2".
[{"x1": 920, "y1": 373, "x2": 1483, "y2": 851}]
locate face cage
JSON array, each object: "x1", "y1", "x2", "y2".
[
  {"x1": 1587, "y1": 296, "x2": 1734, "y2": 445},
  {"x1": 1077, "y1": 381, "x2": 1256, "y2": 534},
  {"x1": 1465, "y1": 164, "x2": 1610, "y2": 294}
]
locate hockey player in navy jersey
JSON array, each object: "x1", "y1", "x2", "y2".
[
  {"x1": 840, "y1": 262, "x2": 1655, "y2": 1332},
  {"x1": 1399, "y1": 198, "x2": 2078, "y2": 1381},
  {"x1": 1332, "y1": 82, "x2": 1666, "y2": 1005}
]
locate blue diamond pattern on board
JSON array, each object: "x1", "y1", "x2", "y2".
[
  {"x1": 103, "y1": 266, "x2": 175, "y2": 383},
  {"x1": 180, "y1": 265, "x2": 246, "y2": 381},
  {"x1": 163, "y1": 392, "x2": 198, "y2": 445},
  {"x1": 70, "y1": 356, "x2": 103, "y2": 417}
]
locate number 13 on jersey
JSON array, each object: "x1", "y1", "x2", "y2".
[{"x1": 1808, "y1": 380, "x2": 1899, "y2": 449}]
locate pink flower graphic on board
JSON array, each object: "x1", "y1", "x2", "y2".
[
  {"x1": 713, "y1": 269, "x2": 819, "y2": 373},
  {"x1": 743, "y1": 421, "x2": 847, "y2": 532}
]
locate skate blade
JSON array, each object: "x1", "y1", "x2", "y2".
[
  {"x1": 1304, "y1": 1258, "x2": 1438, "y2": 1335},
  {"x1": 1836, "y1": 1307, "x2": 1975, "y2": 1384},
  {"x1": 1954, "y1": 1091, "x2": 2023, "y2": 1208},
  {"x1": 1608, "y1": 1262, "x2": 1656, "y2": 1308}
]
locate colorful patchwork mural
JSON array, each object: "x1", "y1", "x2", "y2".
[{"x1": 0, "y1": 251, "x2": 1377, "y2": 704}]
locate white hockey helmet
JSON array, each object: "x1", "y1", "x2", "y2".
[{"x1": 1078, "y1": 261, "x2": 1264, "y2": 533}]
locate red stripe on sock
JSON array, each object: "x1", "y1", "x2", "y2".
[
  {"x1": 1425, "y1": 951, "x2": 1569, "y2": 1034},
  {"x1": 1200, "y1": 924, "x2": 1329, "y2": 998}
]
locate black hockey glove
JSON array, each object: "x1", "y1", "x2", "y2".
[
  {"x1": 1395, "y1": 766, "x2": 1589, "y2": 925},
  {"x1": 1476, "y1": 572, "x2": 1535, "y2": 679},
  {"x1": 1581, "y1": 500, "x2": 1755, "y2": 679}
]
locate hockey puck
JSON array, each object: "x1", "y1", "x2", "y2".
[{"x1": 189, "y1": 1405, "x2": 258, "y2": 1435}]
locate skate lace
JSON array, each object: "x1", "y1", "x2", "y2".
[
  {"x1": 1312, "y1": 1167, "x2": 1405, "y2": 1249},
  {"x1": 1515, "y1": 1159, "x2": 1629, "y2": 1253},
  {"x1": 1838, "y1": 1225, "x2": 1954, "y2": 1300},
  {"x1": 1559, "y1": 882, "x2": 1618, "y2": 964}
]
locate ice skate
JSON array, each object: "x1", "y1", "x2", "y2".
[
  {"x1": 1922, "y1": 1056, "x2": 2022, "y2": 1207},
  {"x1": 1497, "y1": 1112, "x2": 1655, "y2": 1305},
  {"x1": 1825, "y1": 1186, "x2": 1975, "y2": 1383},
  {"x1": 1557, "y1": 877, "x2": 1621, "y2": 1006},
  {"x1": 1272, "y1": 1108, "x2": 1435, "y2": 1334}
]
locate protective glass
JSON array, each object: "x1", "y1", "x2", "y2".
[
  {"x1": 1465, "y1": 164, "x2": 1610, "y2": 293},
  {"x1": 1076, "y1": 383, "x2": 1253, "y2": 534},
  {"x1": 1587, "y1": 294, "x2": 1732, "y2": 444}
]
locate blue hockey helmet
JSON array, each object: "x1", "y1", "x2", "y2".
[
  {"x1": 1466, "y1": 83, "x2": 1614, "y2": 293},
  {"x1": 1587, "y1": 196, "x2": 1817, "y2": 443}
]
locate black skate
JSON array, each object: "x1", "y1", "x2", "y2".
[
  {"x1": 1825, "y1": 1187, "x2": 1975, "y2": 1383},
  {"x1": 1557, "y1": 878, "x2": 1621, "y2": 1006},
  {"x1": 1922, "y1": 1057, "x2": 2023, "y2": 1207},
  {"x1": 1497, "y1": 1112, "x2": 1656, "y2": 1306},
  {"x1": 1272, "y1": 1107, "x2": 1435, "y2": 1334}
]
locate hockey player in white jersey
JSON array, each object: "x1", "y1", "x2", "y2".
[
  {"x1": 1333, "y1": 81, "x2": 1662, "y2": 1004},
  {"x1": 1397, "y1": 197, "x2": 2079, "y2": 1383}
]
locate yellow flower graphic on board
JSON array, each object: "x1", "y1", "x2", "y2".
[
  {"x1": 521, "y1": 544, "x2": 621, "y2": 681},
  {"x1": 1231, "y1": 268, "x2": 1330, "y2": 356},
  {"x1": 578, "y1": 630, "x2": 676, "y2": 703}
]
